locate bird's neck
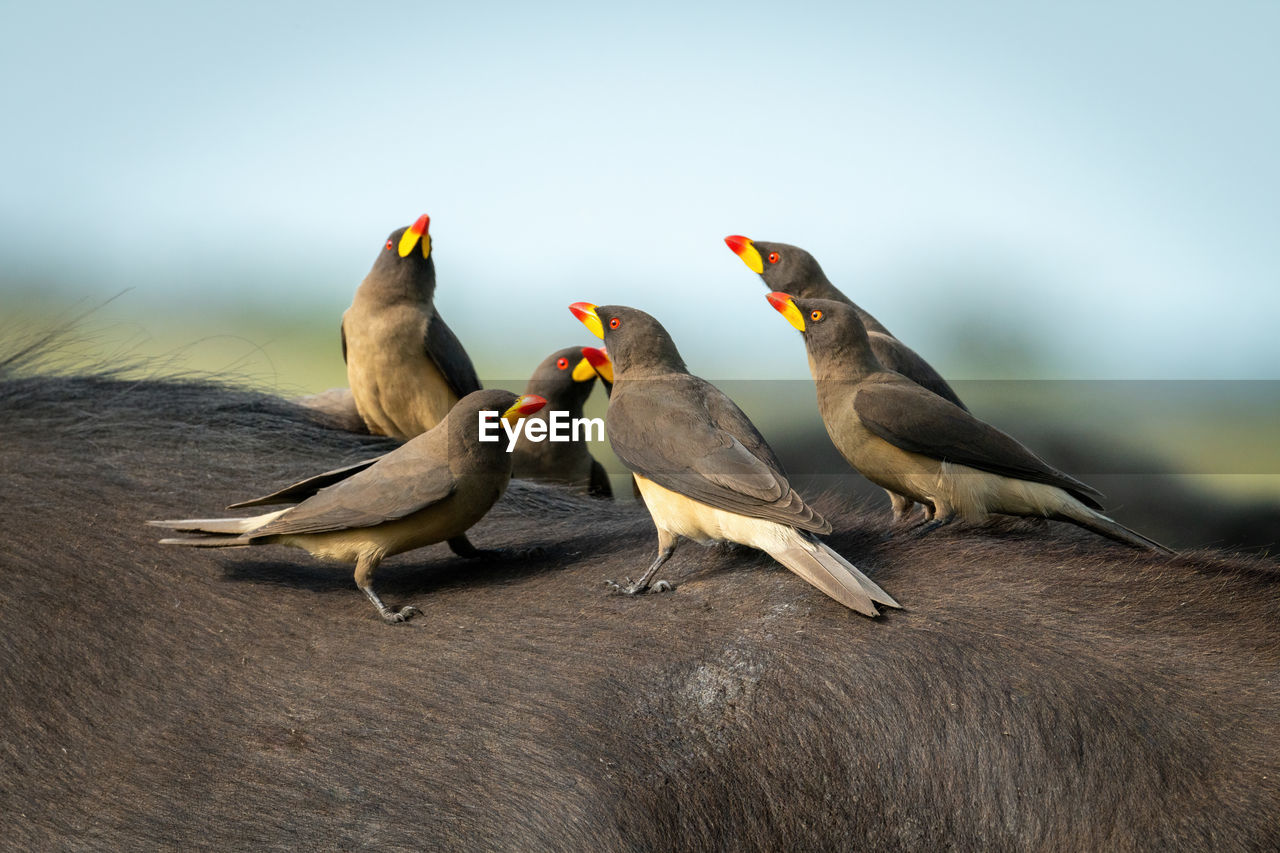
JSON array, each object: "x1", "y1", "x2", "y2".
[
  {"x1": 808, "y1": 341, "x2": 882, "y2": 383},
  {"x1": 612, "y1": 362, "x2": 685, "y2": 384},
  {"x1": 800, "y1": 275, "x2": 892, "y2": 337},
  {"x1": 358, "y1": 266, "x2": 436, "y2": 306}
]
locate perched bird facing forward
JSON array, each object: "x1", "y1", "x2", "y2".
[
  {"x1": 767, "y1": 293, "x2": 1174, "y2": 554},
  {"x1": 726, "y1": 234, "x2": 964, "y2": 521},
  {"x1": 511, "y1": 346, "x2": 613, "y2": 498},
  {"x1": 569, "y1": 301, "x2": 899, "y2": 617},
  {"x1": 150, "y1": 389, "x2": 546, "y2": 623},
  {"x1": 342, "y1": 214, "x2": 483, "y2": 440}
]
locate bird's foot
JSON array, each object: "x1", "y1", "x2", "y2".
[
  {"x1": 913, "y1": 517, "x2": 954, "y2": 538},
  {"x1": 377, "y1": 604, "x2": 421, "y2": 624},
  {"x1": 605, "y1": 578, "x2": 673, "y2": 595}
]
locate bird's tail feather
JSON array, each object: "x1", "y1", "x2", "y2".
[
  {"x1": 157, "y1": 534, "x2": 255, "y2": 548},
  {"x1": 1057, "y1": 506, "x2": 1176, "y2": 555},
  {"x1": 148, "y1": 508, "x2": 287, "y2": 536},
  {"x1": 768, "y1": 533, "x2": 900, "y2": 617}
]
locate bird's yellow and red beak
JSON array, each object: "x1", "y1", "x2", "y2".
[
  {"x1": 579, "y1": 346, "x2": 613, "y2": 383},
  {"x1": 501, "y1": 394, "x2": 547, "y2": 422},
  {"x1": 570, "y1": 354, "x2": 597, "y2": 382},
  {"x1": 767, "y1": 291, "x2": 806, "y2": 331},
  {"x1": 569, "y1": 302, "x2": 604, "y2": 339},
  {"x1": 725, "y1": 234, "x2": 764, "y2": 274},
  {"x1": 398, "y1": 214, "x2": 432, "y2": 259}
]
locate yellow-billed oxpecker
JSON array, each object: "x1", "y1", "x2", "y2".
[
  {"x1": 726, "y1": 235, "x2": 965, "y2": 521},
  {"x1": 150, "y1": 390, "x2": 547, "y2": 623},
  {"x1": 569, "y1": 301, "x2": 900, "y2": 616},
  {"x1": 343, "y1": 214, "x2": 483, "y2": 440},
  {"x1": 767, "y1": 293, "x2": 1174, "y2": 553},
  {"x1": 511, "y1": 346, "x2": 612, "y2": 498}
]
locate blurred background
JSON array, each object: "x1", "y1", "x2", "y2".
[{"x1": 2, "y1": 1, "x2": 1276, "y2": 547}]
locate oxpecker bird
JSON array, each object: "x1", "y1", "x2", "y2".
[
  {"x1": 343, "y1": 214, "x2": 483, "y2": 440},
  {"x1": 150, "y1": 390, "x2": 547, "y2": 623},
  {"x1": 511, "y1": 346, "x2": 612, "y2": 498},
  {"x1": 767, "y1": 293, "x2": 1173, "y2": 554},
  {"x1": 726, "y1": 234, "x2": 965, "y2": 521},
  {"x1": 569, "y1": 301, "x2": 899, "y2": 616}
]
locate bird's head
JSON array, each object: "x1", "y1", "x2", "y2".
[
  {"x1": 568, "y1": 303, "x2": 686, "y2": 377},
  {"x1": 724, "y1": 235, "x2": 829, "y2": 299},
  {"x1": 367, "y1": 214, "x2": 435, "y2": 287},
  {"x1": 767, "y1": 292, "x2": 873, "y2": 361},
  {"x1": 451, "y1": 389, "x2": 546, "y2": 448},
  {"x1": 523, "y1": 346, "x2": 603, "y2": 412}
]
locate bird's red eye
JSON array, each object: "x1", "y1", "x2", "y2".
[
  {"x1": 810, "y1": 309, "x2": 824, "y2": 322},
  {"x1": 609, "y1": 317, "x2": 621, "y2": 329},
  {"x1": 767, "y1": 252, "x2": 781, "y2": 264},
  {"x1": 386, "y1": 239, "x2": 393, "y2": 250},
  {"x1": 557, "y1": 357, "x2": 569, "y2": 370}
]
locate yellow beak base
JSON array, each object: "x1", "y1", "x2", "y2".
[
  {"x1": 398, "y1": 231, "x2": 431, "y2": 259},
  {"x1": 569, "y1": 302, "x2": 605, "y2": 339},
  {"x1": 780, "y1": 300, "x2": 805, "y2": 331},
  {"x1": 590, "y1": 359, "x2": 613, "y2": 383},
  {"x1": 740, "y1": 242, "x2": 764, "y2": 274},
  {"x1": 768, "y1": 292, "x2": 806, "y2": 331},
  {"x1": 571, "y1": 357, "x2": 597, "y2": 382}
]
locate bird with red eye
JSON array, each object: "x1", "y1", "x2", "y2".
[
  {"x1": 341, "y1": 212, "x2": 481, "y2": 441},
  {"x1": 768, "y1": 251, "x2": 781, "y2": 264},
  {"x1": 810, "y1": 309, "x2": 824, "y2": 322},
  {"x1": 609, "y1": 317, "x2": 621, "y2": 330},
  {"x1": 509, "y1": 345, "x2": 614, "y2": 499}
]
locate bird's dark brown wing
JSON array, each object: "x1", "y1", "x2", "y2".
[
  {"x1": 249, "y1": 449, "x2": 457, "y2": 537},
  {"x1": 608, "y1": 376, "x2": 829, "y2": 533},
  {"x1": 424, "y1": 311, "x2": 482, "y2": 399},
  {"x1": 867, "y1": 332, "x2": 968, "y2": 411},
  {"x1": 227, "y1": 456, "x2": 385, "y2": 509},
  {"x1": 853, "y1": 381, "x2": 1103, "y2": 508}
]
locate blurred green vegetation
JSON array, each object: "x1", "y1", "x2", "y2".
[{"x1": 4, "y1": 289, "x2": 1277, "y2": 506}]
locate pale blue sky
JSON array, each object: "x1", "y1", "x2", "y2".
[{"x1": 2, "y1": 0, "x2": 1277, "y2": 379}]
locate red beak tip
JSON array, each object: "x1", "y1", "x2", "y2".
[
  {"x1": 724, "y1": 235, "x2": 750, "y2": 255},
  {"x1": 581, "y1": 346, "x2": 610, "y2": 367},
  {"x1": 767, "y1": 291, "x2": 792, "y2": 312},
  {"x1": 411, "y1": 214, "x2": 430, "y2": 235}
]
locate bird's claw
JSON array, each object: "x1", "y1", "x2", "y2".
[
  {"x1": 380, "y1": 605, "x2": 421, "y2": 624},
  {"x1": 604, "y1": 578, "x2": 673, "y2": 595}
]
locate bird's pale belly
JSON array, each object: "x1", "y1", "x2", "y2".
[
  {"x1": 842, "y1": 430, "x2": 1073, "y2": 521},
  {"x1": 632, "y1": 474, "x2": 793, "y2": 551},
  {"x1": 346, "y1": 313, "x2": 458, "y2": 439},
  {"x1": 280, "y1": 478, "x2": 506, "y2": 565}
]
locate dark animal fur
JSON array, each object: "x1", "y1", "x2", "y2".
[{"x1": 1, "y1": 355, "x2": 1277, "y2": 850}]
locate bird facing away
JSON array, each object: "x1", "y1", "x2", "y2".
[
  {"x1": 569, "y1": 301, "x2": 900, "y2": 617},
  {"x1": 342, "y1": 214, "x2": 483, "y2": 440},
  {"x1": 510, "y1": 346, "x2": 613, "y2": 498},
  {"x1": 725, "y1": 234, "x2": 965, "y2": 522},
  {"x1": 766, "y1": 293, "x2": 1174, "y2": 554},
  {"x1": 150, "y1": 389, "x2": 547, "y2": 623}
]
